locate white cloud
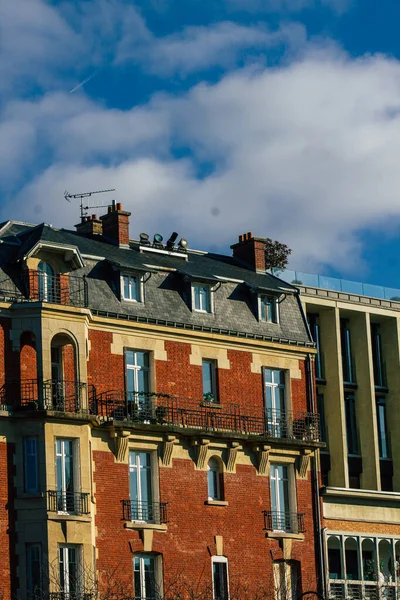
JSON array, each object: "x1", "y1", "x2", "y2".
[
  {"x1": 7, "y1": 48, "x2": 400, "y2": 275},
  {"x1": 118, "y1": 21, "x2": 306, "y2": 76}
]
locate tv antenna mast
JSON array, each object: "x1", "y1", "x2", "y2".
[{"x1": 64, "y1": 188, "x2": 116, "y2": 221}]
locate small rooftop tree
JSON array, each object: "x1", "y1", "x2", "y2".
[{"x1": 264, "y1": 238, "x2": 292, "y2": 273}]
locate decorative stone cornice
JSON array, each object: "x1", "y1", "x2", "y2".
[
  {"x1": 192, "y1": 438, "x2": 210, "y2": 469},
  {"x1": 255, "y1": 444, "x2": 271, "y2": 475},
  {"x1": 226, "y1": 442, "x2": 242, "y2": 472},
  {"x1": 162, "y1": 435, "x2": 178, "y2": 467},
  {"x1": 110, "y1": 430, "x2": 130, "y2": 463},
  {"x1": 298, "y1": 449, "x2": 312, "y2": 478}
]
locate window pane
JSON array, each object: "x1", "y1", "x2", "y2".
[
  {"x1": 202, "y1": 361, "x2": 213, "y2": 396},
  {"x1": 136, "y1": 352, "x2": 149, "y2": 368},
  {"x1": 24, "y1": 437, "x2": 38, "y2": 492},
  {"x1": 126, "y1": 350, "x2": 135, "y2": 367},
  {"x1": 194, "y1": 287, "x2": 201, "y2": 310},
  {"x1": 213, "y1": 561, "x2": 228, "y2": 600}
]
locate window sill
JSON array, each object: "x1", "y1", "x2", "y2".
[
  {"x1": 124, "y1": 521, "x2": 168, "y2": 532},
  {"x1": 200, "y1": 402, "x2": 222, "y2": 408},
  {"x1": 205, "y1": 500, "x2": 228, "y2": 506},
  {"x1": 48, "y1": 513, "x2": 92, "y2": 523},
  {"x1": 265, "y1": 531, "x2": 305, "y2": 541}
]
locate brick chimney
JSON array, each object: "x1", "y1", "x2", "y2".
[
  {"x1": 75, "y1": 214, "x2": 103, "y2": 236},
  {"x1": 100, "y1": 200, "x2": 131, "y2": 247},
  {"x1": 231, "y1": 232, "x2": 266, "y2": 272}
]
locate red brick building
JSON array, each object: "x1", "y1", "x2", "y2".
[{"x1": 0, "y1": 206, "x2": 322, "y2": 600}]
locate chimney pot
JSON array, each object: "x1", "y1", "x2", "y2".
[{"x1": 116, "y1": 202, "x2": 122, "y2": 211}]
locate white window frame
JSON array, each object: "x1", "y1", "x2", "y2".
[
  {"x1": 55, "y1": 438, "x2": 80, "y2": 514},
  {"x1": 121, "y1": 273, "x2": 143, "y2": 303},
  {"x1": 38, "y1": 261, "x2": 55, "y2": 302},
  {"x1": 269, "y1": 463, "x2": 296, "y2": 533},
  {"x1": 59, "y1": 544, "x2": 81, "y2": 596},
  {"x1": 192, "y1": 283, "x2": 212, "y2": 313},
  {"x1": 133, "y1": 554, "x2": 162, "y2": 600},
  {"x1": 125, "y1": 350, "x2": 150, "y2": 400},
  {"x1": 212, "y1": 556, "x2": 229, "y2": 600},
  {"x1": 129, "y1": 450, "x2": 157, "y2": 522},
  {"x1": 258, "y1": 294, "x2": 279, "y2": 323},
  {"x1": 23, "y1": 436, "x2": 39, "y2": 494},
  {"x1": 207, "y1": 457, "x2": 222, "y2": 501},
  {"x1": 273, "y1": 560, "x2": 299, "y2": 600},
  {"x1": 264, "y1": 368, "x2": 287, "y2": 437}
]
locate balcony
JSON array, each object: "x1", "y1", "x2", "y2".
[
  {"x1": 263, "y1": 510, "x2": 305, "y2": 534},
  {"x1": 47, "y1": 490, "x2": 90, "y2": 515},
  {"x1": 0, "y1": 379, "x2": 95, "y2": 414},
  {"x1": 25, "y1": 271, "x2": 88, "y2": 307},
  {"x1": 329, "y1": 581, "x2": 399, "y2": 600},
  {"x1": 93, "y1": 392, "x2": 320, "y2": 442},
  {"x1": 121, "y1": 500, "x2": 168, "y2": 524}
]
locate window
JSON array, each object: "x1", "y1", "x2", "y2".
[
  {"x1": 26, "y1": 543, "x2": 42, "y2": 600},
  {"x1": 134, "y1": 554, "x2": 161, "y2": 600},
  {"x1": 55, "y1": 438, "x2": 76, "y2": 513},
  {"x1": 317, "y1": 393, "x2": 327, "y2": 445},
  {"x1": 38, "y1": 261, "x2": 55, "y2": 302},
  {"x1": 129, "y1": 451, "x2": 155, "y2": 522},
  {"x1": 202, "y1": 359, "x2": 218, "y2": 403},
  {"x1": 207, "y1": 457, "x2": 222, "y2": 501},
  {"x1": 121, "y1": 274, "x2": 142, "y2": 302},
  {"x1": 193, "y1": 284, "x2": 211, "y2": 313},
  {"x1": 126, "y1": 350, "x2": 150, "y2": 418},
  {"x1": 371, "y1": 324, "x2": 385, "y2": 387},
  {"x1": 270, "y1": 464, "x2": 293, "y2": 532},
  {"x1": 212, "y1": 557, "x2": 229, "y2": 600},
  {"x1": 259, "y1": 295, "x2": 279, "y2": 323},
  {"x1": 344, "y1": 393, "x2": 359, "y2": 456},
  {"x1": 376, "y1": 396, "x2": 390, "y2": 459},
  {"x1": 273, "y1": 561, "x2": 299, "y2": 600},
  {"x1": 23, "y1": 436, "x2": 39, "y2": 493},
  {"x1": 264, "y1": 369, "x2": 286, "y2": 438},
  {"x1": 340, "y1": 318, "x2": 355, "y2": 383},
  {"x1": 59, "y1": 545, "x2": 80, "y2": 597},
  {"x1": 308, "y1": 313, "x2": 323, "y2": 379}
]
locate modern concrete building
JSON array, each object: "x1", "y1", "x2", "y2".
[
  {"x1": 0, "y1": 211, "x2": 323, "y2": 600},
  {"x1": 280, "y1": 270, "x2": 400, "y2": 600}
]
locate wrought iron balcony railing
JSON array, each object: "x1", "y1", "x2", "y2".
[
  {"x1": 47, "y1": 490, "x2": 90, "y2": 515},
  {"x1": 122, "y1": 500, "x2": 168, "y2": 524},
  {"x1": 93, "y1": 391, "x2": 320, "y2": 442},
  {"x1": 263, "y1": 510, "x2": 305, "y2": 534},
  {"x1": 25, "y1": 272, "x2": 88, "y2": 308},
  {"x1": 0, "y1": 379, "x2": 96, "y2": 414}
]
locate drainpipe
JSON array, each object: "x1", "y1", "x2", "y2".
[{"x1": 306, "y1": 353, "x2": 327, "y2": 598}]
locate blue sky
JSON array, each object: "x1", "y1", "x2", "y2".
[{"x1": 3, "y1": 0, "x2": 400, "y2": 287}]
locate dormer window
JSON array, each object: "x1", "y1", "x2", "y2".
[
  {"x1": 193, "y1": 284, "x2": 212, "y2": 313},
  {"x1": 38, "y1": 261, "x2": 55, "y2": 302},
  {"x1": 121, "y1": 274, "x2": 142, "y2": 302},
  {"x1": 259, "y1": 294, "x2": 279, "y2": 323}
]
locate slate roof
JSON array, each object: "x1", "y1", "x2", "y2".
[{"x1": 0, "y1": 221, "x2": 313, "y2": 347}]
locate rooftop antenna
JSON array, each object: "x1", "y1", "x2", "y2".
[{"x1": 64, "y1": 188, "x2": 116, "y2": 222}]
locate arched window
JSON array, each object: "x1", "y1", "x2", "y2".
[
  {"x1": 207, "y1": 457, "x2": 222, "y2": 501},
  {"x1": 38, "y1": 261, "x2": 54, "y2": 302}
]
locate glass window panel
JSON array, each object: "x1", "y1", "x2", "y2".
[
  {"x1": 127, "y1": 369, "x2": 135, "y2": 395},
  {"x1": 202, "y1": 361, "x2": 213, "y2": 395},
  {"x1": 126, "y1": 350, "x2": 135, "y2": 367},
  {"x1": 264, "y1": 369, "x2": 273, "y2": 383},
  {"x1": 24, "y1": 437, "x2": 38, "y2": 493},
  {"x1": 136, "y1": 352, "x2": 148, "y2": 368},
  {"x1": 137, "y1": 369, "x2": 149, "y2": 395}
]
